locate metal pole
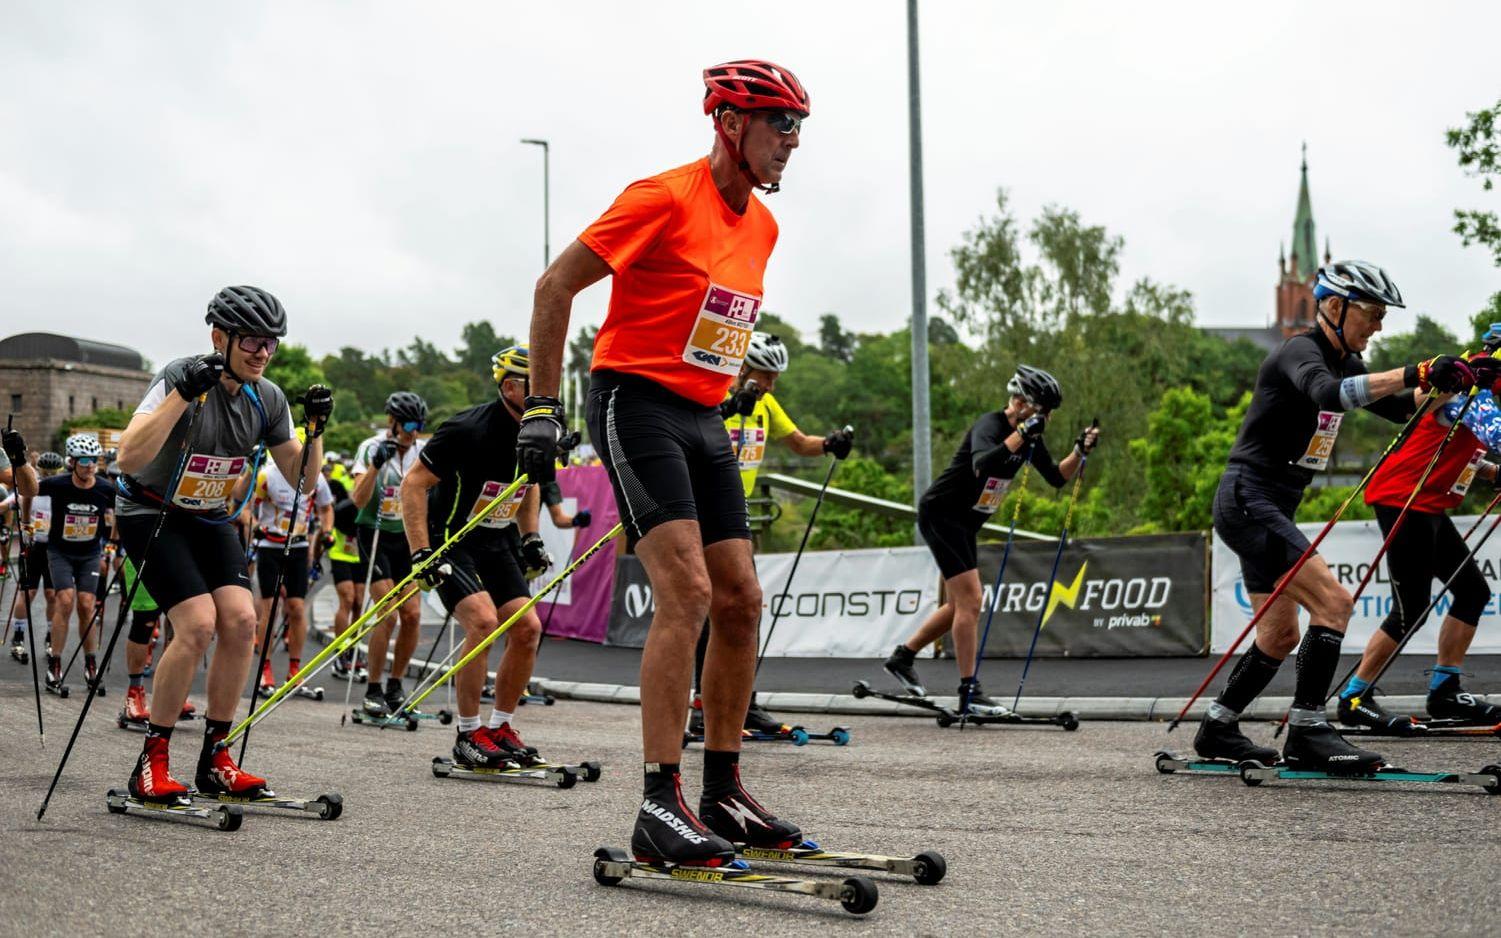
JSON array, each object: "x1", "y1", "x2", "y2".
[
  {"x1": 522, "y1": 137, "x2": 554, "y2": 410},
  {"x1": 906, "y1": 0, "x2": 932, "y2": 542}
]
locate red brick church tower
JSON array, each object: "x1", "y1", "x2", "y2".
[{"x1": 1275, "y1": 144, "x2": 1332, "y2": 338}]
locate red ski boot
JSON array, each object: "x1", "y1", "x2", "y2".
[
  {"x1": 196, "y1": 741, "x2": 269, "y2": 798},
  {"x1": 121, "y1": 686, "x2": 150, "y2": 727},
  {"x1": 127, "y1": 736, "x2": 191, "y2": 804}
]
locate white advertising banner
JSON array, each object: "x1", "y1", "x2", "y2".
[
  {"x1": 753, "y1": 546, "x2": 940, "y2": 658},
  {"x1": 1211, "y1": 515, "x2": 1501, "y2": 655}
]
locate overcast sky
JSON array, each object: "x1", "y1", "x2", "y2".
[{"x1": 2, "y1": 1, "x2": 1498, "y2": 372}]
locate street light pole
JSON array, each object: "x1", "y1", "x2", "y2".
[
  {"x1": 521, "y1": 138, "x2": 551, "y2": 267},
  {"x1": 906, "y1": 0, "x2": 932, "y2": 542}
]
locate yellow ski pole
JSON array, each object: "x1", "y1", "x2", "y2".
[{"x1": 396, "y1": 523, "x2": 623, "y2": 716}]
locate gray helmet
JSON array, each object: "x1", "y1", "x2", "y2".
[
  {"x1": 1313, "y1": 260, "x2": 1404, "y2": 309},
  {"x1": 384, "y1": 391, "x2": 428, "y2": 424},
  {"x1": 65, "y1": 433, "x2": 103, "y2": 459},
  {"x1": 37, "y1": 451, "x2": 64, "y2": 472},
  {"x1": 206, "y1": 285, "x2": 288, "y2": 337},
  {"x1": 743, "y1": 333, "x2": 789, "y2": 373},
  {"x1": 1007, "y1": 365, "x2": 1063, "y2": 411}
]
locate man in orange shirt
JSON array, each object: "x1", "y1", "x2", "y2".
[{"x1": 520, "y1": 60, "x2": 808, "y2": 867}]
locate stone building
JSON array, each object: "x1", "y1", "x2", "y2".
[{"x1": 0, "y1": 332, "x2": 150, "y2": 452}]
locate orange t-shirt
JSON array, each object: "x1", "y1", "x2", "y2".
[{"x1": 581, "y1": 157, "x2": 778, "y2": 406}]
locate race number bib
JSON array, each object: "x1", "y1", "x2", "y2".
[
  {"x1": 271, "y1": 505, "x2": 311, "y2": 538},
  {"x1": 731, "y1": 426, "x2": 767, "y2": 469},
  {"x1": 972, "y1": 477, "x2": 1011, "y2": 515},
  {"x1": 681, "y1": 282, "x2": 760, "y2": 375},
  {"x1": 469, "y1": 481, "x2": 526, "y2": 529},
  {"x1": 1451, "y1": 447, "x2": 1488, "y2": 497},
  {"x1": 378, "y1": 485, "x2": 400, "y2": 522},
  {"x1": 31, "y1": 506, "x2": 50, "y2": 535},
  {"x1": 174, "y1": 454, "x2": 247, "y2": 511},
  {"x1": 63, "y1": 512, "x2": 98, "y2": 542},
  {"x1": 1293, "y1": 411, "x2": 1343, "y2": 471}
]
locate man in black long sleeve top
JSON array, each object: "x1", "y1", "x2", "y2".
[
  {"x1": 884, "y1": 365, "x2": 1099, "y2": 714},
  {"x1": 1198, "y1": 259, "x2": 1476, "y2": 772}
]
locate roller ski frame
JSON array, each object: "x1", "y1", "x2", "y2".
[
  {"x1": 105, "y1": 788, "x2": 243, "y2": 830},
  {"x1": 591, "y1": 847, "x2": 879, "y2": 915},
  {"x1": 190, "y1": 789, "x2": 343, "y2": 820},
  {"x1": 682, "y1": 725, "x2": 852, "y2": 748},
  {"x1": 852, "y1": 680, "x2": 1079, "y2": 731},
  {"x1": 431, "y1": 756, "x2": 594, "y2": 788},
  {"x1": 1340, "y1": 718, "x2": 1501, "y2": 739},
  {"x1": 1154, "y1": 750, "x2": 1501, "y2": 794},
  {"x1": 261, "y1": 682, "x2": 326, "y2": 702},
  {"x1": 736, "y1": 840, "x2": 945, "y2": 884},
  {"x1": 344, "y1": 709, "x2": 418, "y2": 731}
]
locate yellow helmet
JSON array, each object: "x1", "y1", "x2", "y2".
[{"x1": 491, "y1": 345, "x2": 529, "y2": 385}]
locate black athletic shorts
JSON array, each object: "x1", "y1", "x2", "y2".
[
  {"x1": 254, "y1": 545, "x2": 311, "y2": 600},
  {"x1": 330, "y1": 558, "x2": 362, "y2": 585},
  {"x1": 1212, "y1": 463, "x2": 1309, "y2": 594},
  {"x1": 1374, "y1": 505, "x2": 1489, "y2": 637},
  {"x1": 436, "y1": 541, "x2": 529, "y2": 613},
  {"x1": 357, "y1": 525, "x2": 412, "y2": 584},
  {"x1": 118, "y1": 512, "x2": 251, "y2": 613},
  {"x1": 586, "y1": 370, "x2": 749, "y2": 548},
  {"x1": 48, "y1": 549, "x2": 102, "y2": 594},
  {"x1": 18, "y1": 541, "x2": 52, "y2": 591},
  {"x1": 917, "y1": 501, "x2": 979, "y2": 580}
]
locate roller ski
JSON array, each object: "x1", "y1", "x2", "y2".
[
  {"x1": 683, "y1": 725, "x2": 852, "y2": 747},
  {"x1": 44, "y1": 659, "x2": 68, "y2": 699},
  {"x1": 432, "y1": 755, "x2": 581, "y2": 788},
  {"x1": 592, "y1": 847, "x2": 878, "y2": 915},
  {"x1": 112, "y1": 735, "x2": 242, "y2": 830},
  {"x1": 736, "y1": 841, "x2": 946, "y2": 884},
  {"x1": 190, "y1": 788, "x2": 343, "y2": 820},
  {"x1": 344, "y1": 686, "x2": 419, "y2": 729},
  {"x1": 107, "y1": 788, "x2": 243, "y2": 830},
  {"x1": 1236, "y1": 758, "x2": 1501, "y2": 793},
  {"x1": 852, "y1": 679, "x2": 1079, "y2": 731}
]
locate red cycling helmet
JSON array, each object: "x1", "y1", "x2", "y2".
[{"x1": 703, "y1": 59, "x2": 809, "y2": 195}]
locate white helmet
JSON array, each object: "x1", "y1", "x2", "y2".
[
  {"x1": 743, "y1": 333, "x2": 789, "y2": 373},
  {"x1": 65, "y1": 433, "x2": 103, "y2": 459}
]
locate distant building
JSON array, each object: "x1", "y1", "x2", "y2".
[
  {"x1": 0, "y1": 332, "x2": 150, "y2": 452},
  {"x1": 1205, "y1": 144, "x2": 1331, "y2": 354}
]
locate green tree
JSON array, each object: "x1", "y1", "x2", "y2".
[
  {"x1": 1447, "y1": 97, "x2": 1501, "y2": 267},
  {"x1": 55, "y1": 408, "x2": 131, "y2": 450},
  {"x1": 1127, "y1": 388, "x2": 1246, "y2": 533},
  {"x1": 818, "y1": 313, "x2": 856, "y2": 363},
  {"x1": 1367, "y1": 314, "x2": 1462, "y2": 371},
  {"x1": 263, "y1": 343, "x2": 328, "y2": 404}
]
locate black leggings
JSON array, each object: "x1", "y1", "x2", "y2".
[{"x1": 1375, "y1": 505, "x2": 1490, "y2": 641}]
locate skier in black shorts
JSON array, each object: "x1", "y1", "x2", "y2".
[
  {"x1": 401, "y1": 344, "x2": 553, "y2": 766},
  {"x1": 8, "y1": 450, "x2": 59, "y2": 663},
  {"x1": 883, "y1": 365, "x2": 1099, "y2": 713},
  {"x1": 114, "y1": 285, "x2": 332, "y2": 802},
  {"x1": 41, "y1": 434, "x2": 116, "y2": 692},
  {"x1": 1196, "y1": 260, "x2": 1474, "y2": 771}
]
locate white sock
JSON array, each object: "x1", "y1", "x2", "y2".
[
  {"x1": 457, "y1": 714, "x2": 481, "y2": 733},
  {"x1": 488, "y1": 709, "x2": 513, "y2": 729}
]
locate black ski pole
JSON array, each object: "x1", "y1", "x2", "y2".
[
  {"x1": 37, "y1": 395, "x2": 206, "y2": 821},
  {"x1": 971, "y1": 460, "x2": 1031, "y2": 683},
  {"x1": 240, "y1": 413, "x2": 317, "y2": 765}
]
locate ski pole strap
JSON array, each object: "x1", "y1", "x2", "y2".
[{"x1": 400, "y1": 523, "x2": 624, "y2": 714}]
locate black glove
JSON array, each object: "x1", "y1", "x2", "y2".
[
  {"x1": 1466, "y1": 353, "x2": 1501, "y2": 388},
  {"x1": 822, "y1": 426, "x2": 854, "y2": 460},
  {"x1": 410, "y1": 547, "x2": 448, "y2": 590},
  {"x1": 1018, "y1": 414, "x2": 1047, "y2": 442},
  {"x1": 519, "y1": 532, "x2": 552, "y2": 579},
  {"x1": 298, "y1": 384, "x2": 334, "y2": 437},
  {"x1": 1074, "y1": 423, "x2": 1101, "y2": 457},
  {"x1": 1, "y1": 427, "x2": 26, "y2": 466},
  {"x1": 517, "y1": 396, "x2": 565, "y2": 484},
  {"x1": 557, "y1": 430, "x2": 581, "y2": 461},
  {"x1": 1406, "y1": 354, "x2": 1475, "y2": 393},
  {"x1": 571, "y1": 508, "x2": 592, "y2": 529},
  {"x1": 173, "y1": 353, "x2": 224, "y2": 401},
  {"x1": 370, "y1": 439, "x2": 399, "y2": 471},
  {"x1": 720, "y1": 380, "x2": 759, "y2": 419}
]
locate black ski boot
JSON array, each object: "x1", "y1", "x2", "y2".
[
  {"x1": 1194, "y1": 714, "x2": 1278, "y2": 764},
  {"x1": 1283, "y1": 720, "x2": 1383, "y2": 774},
  {"x1": 1337, "y1": 688, "x2": 1418, "y2": 734},
  {"x1": 958, "y1": 678, "x2": 1012, "y2": 717},
  {"x1": 1426, "y1": 674, "x2": 1501, "y2": 725},
  {"x1": 632, "y1": 768, "x2": 737, "y2": 867},
  {"x1": 9, "y1": 629, "x2": 27, "y2": 664},
  {"x1": 362, "y1": 685, "x2": 390, "y2": 717},
  {"x1": 883, "y1": 644, "x2": 925, "y2": 697},
  {"x1": 453, "y1": 728, "x2": 509, "y2": 768},
  {"x1": 383, "y1": 680, "x2": 406, "y2": 715},
  {"x1": 699, "y1": 762, "x2": 802, "y2": 849},
  {"x1": 744, "y1": 696, "x2": 789, "y2": 735}
]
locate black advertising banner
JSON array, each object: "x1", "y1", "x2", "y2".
[
  {"x1": 606, "y1": 555, "x2": 654, "y2": 648},
  {"x1": 963, "y1": 532, "x2": 1208, "y2": 658}
]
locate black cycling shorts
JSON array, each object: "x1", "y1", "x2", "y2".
[
  {"x1": 118, "y1": 512, "x2": 251, "y2": 613},
  {"x1": 1374, "y1": 505, "x2": 1490, "y2": 637},
  {"x1": 1212, "y1": 463, "x2": 1309, "y2": 594},
  {"x1": 917, "y1": 502, "x2": 979, "y2": 580},
  {"x1": 357, "y1": 525, "x2": 412, "y2": 585},
  {"x1": 48, "y1": 549, "x2": 102, "y2": 594},
  {"x1": 255, "y1": 545, "x2": 311, "y2": 600},
  {"x1": 330, "y1": 558, "x2": 362, "y2": 585},
  {"x1": 586, "y1": 370, "x2": 749, "y2": 548},
  {"x1": 436, "y1": 542, "x2": 529, "y2": 614},
  {"x1": 18, "y1": 541, "x2": 52, "y2": 591}
]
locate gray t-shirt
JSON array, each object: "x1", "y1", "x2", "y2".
[{"x1": 118, "y1": 357, "x2": 293, "y2": 518}]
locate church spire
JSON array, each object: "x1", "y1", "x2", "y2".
[{"x1": 1290, "y1": 143, "x2": 1318, "y2": 281}]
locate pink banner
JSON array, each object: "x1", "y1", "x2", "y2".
[{"x1": 533, "y1": 464, "x2": 620, "y2": 643}]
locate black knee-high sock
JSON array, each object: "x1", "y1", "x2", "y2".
[
  {"x1": 1214, "y1": 642, "x2": 1284, "y2": 715},
  {"x1": 1293, "y1": 625, "x2": 1344, "y2": 712}
]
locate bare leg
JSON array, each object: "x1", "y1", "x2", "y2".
[
  {"x1": 493, "y1": 596, "x2": 541, "y2": 714},
  {"x1": 700, "y1": 538, "x2": 761, "y2": 752},
  {"x1": 636, "y1": 520, "x2": 713, "y2": 763},
  {"x1": 202, "y1": 585, "x2": 257, "y2": 721}
]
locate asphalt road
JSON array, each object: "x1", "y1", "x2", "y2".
[{"x1": 3, "y1": 663, "x2": 1500, "y2": 935}]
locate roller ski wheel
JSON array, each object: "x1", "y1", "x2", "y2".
[
  {"x1": 1058, "y1": 713, "x2": 1080, "y2": 731},
  {"x1": 737, "y1": 839, "x2": 947, "y2": 884},
  {"x1": 290, "y1": 685, "x2": 325, "y2": 701},
  {"x1": 592, "y1": 846, "x2": 879, "y2": 915},
  {"x1": 107, "y1": 789, "x2": 242, "y2": 830},
  {"x1": 851, "y1": 680, "x2": 872, "y2": 699}
]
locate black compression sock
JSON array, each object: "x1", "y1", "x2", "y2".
[
  {"x1": 366, "y1": 681, "x2": 382, "y2": 696},
  {"x1": 702, "y1": 749, "x2": 740, "y2": 797},
  {"x1": 145, "y1": 723, "x2": 174, "y2": 742},
  {"x1": 128, "y1": 672, "x2": 144, "y2": 689},
  {"x1": 1293, "y1": 625, "x2": 1345, "y2": 712},
  {"x1": 385, "y1": 676, "x2": 402, "y2": 692},
  {"x1": 203, "y1": 718, "x2": 231, "y2": 743},
  {"x1": 644, "y1": 762, "x2": 680, "y2": 794},
  {"x1": 1214, "y1": 642, "x2": 1284, "y2": 715}
]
